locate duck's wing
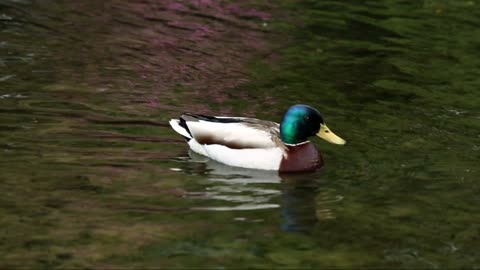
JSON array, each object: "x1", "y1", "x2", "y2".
[{"x1": 178, "y1": 113, "x2": 286, "y2": 150}]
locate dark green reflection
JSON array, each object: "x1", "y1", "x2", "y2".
[{"x1": 279, "y1": 176, "x2": 319, "y2": 233}]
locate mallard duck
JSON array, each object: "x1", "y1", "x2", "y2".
[{"x1": 169, "y1": 104, "x2": 345, "y2": 172}]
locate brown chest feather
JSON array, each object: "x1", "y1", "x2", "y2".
[{"x1": 279, "y1": 143, "x2": 323, "y2": 173}]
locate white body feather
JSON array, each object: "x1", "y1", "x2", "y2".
[
  {"x1": 169, "y1": 118, "x2": 283, "y2": 170},
  {"x1": 188, "y1": 139, "x2": 282, "y2": 170},
  {"x1": 186, "y1": 120, "x2": 277, "y2": 148}
]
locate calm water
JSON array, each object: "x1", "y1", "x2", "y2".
[{"x1": 1, "y1": 0, "x2": 480, "y2": 268}]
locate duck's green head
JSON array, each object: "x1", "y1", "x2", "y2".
[{"x1": 280, "y1": 104, "x2": 346, "y2": 145}]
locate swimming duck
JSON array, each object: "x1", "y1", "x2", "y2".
[{"x1": 169, "y1": 104, "x2": 345, "y2": 172}]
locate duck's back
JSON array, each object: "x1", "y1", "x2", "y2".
[{"x1": 176, "y1": 113, "x2": 280, "y2": 148}]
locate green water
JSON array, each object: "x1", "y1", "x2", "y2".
[{"x1": 1, "y1": 0, "x2": 480, "y2": 268}]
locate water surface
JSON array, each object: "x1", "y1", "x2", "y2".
[{"x1": 1, "y1": 0, "x2": 480, "y2": 268}]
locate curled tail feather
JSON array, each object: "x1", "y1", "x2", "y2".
[{"x1": 169, "y1": 119, "x2": 192, "y2": 140}]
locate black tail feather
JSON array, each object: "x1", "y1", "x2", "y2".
[
  {"x1": 181, "y1": 112, "x2": 244, "y2": 123},
  {"x1": 178, "y1": 116, "x2": 192, "y2": 140}
]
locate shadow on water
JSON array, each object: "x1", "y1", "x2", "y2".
[
  {"x1": 172, "y1": 150, "x2": 343, "y2": 233},
  {"x1": 280, "y1": 175, "x2": 343, "y2": 233}
]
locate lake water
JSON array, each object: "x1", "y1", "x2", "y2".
[{"x1": 1, "y1": 0, "x2": 480, "y2": 268}]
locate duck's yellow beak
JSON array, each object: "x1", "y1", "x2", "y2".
[{"x1": 317, "y1": 124, "x2": 346, "y2": 145}]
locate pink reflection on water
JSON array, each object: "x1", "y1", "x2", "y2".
[
  {"x1": 166, "y1": 2, "x2": 187, "y2": 11},
  {"x1": 226, "y1": 4, "x2": 271, "y2": 20},
  {"x1": 191, "y1": 0, "x2": 214, "y2": 8},
  {"x1": 65, "y1": 0, "x2": 275, "y2": 115}
]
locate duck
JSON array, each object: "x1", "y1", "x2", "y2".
[{"x1": 169, "y1": 104, "x2": 346, "y2": 172}]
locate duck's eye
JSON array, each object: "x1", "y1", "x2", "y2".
[{"x1": 304, "y1": 116, "x2": 310, "y2": 121}]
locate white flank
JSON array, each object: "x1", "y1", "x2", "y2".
[
  {"x1": 169, "y1": 119, "x2": 192, "y2": 139},
  {"x1": 201, "y1": 143, "x2": 283, "y2": 170}
]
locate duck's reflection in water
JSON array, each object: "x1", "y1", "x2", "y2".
[
  {"x1": 280, "y1": 176, "x2": 318, "y2": 232},
  {"x1": 174, "y1": 151, "x2": 342, "y2": 232},
  {"x1": 279, "y1": 175, "x2": 343, "y2": 232}
]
